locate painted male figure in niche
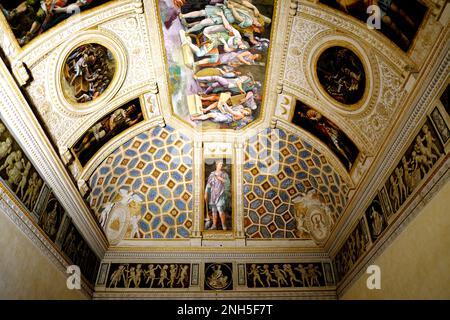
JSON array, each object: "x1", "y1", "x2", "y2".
[
  {"x1": 317, "y1": 46, "x2": 366, "y2": 105},
  {"x1": 364, "y1": 196, "x2": 386, "y2": 242},
  {"x1": 39, "y1": 196, "x2": 64, "y2": 241},
  {"x1": 319, "y1": 0, "x2": 427, "y2": 51},
  {"x1": 440, "y1": 84, "x2": 450, "y2": 116},
  {"x1": 0, "y1": 0, "x2": 108, "y2": 46},
  {"x1": 293, "y1": 101, "x2": 359, "y2": 170},
  {"x1": 158, "y1": 0, "x2": 274, "y2": 130},
  {"x1": 204, "y1": 159, "x2": 231, "y2": 231}
]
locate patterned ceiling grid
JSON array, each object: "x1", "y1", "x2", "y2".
[
  {"x1": 243, "y1": 128, "x2": 350, "y2": 239},
  {"x1": 89, "y1": 126, "x2": 194, "y2": 239}
]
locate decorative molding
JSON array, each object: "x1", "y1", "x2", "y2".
[
  {"x1": 93, "y1": 290, "x2": 337, "y2": 300},
  {"x1": 103, "y1": 250, "x2": 330, "y2": 261}
]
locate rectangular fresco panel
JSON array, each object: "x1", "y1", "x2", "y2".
[
  {"x1": 384, "y1": 119, "x2": 444, "y2": 213},
  {"x1": 319, "y1": 0, "x2": 427, "y2": 52},
  {"x1": 0, "y1": 119, "x2": 100, "y2": 285},
  {"x1": 333, "y1": 218, "x2": 370, "y2": 282},
  {"x1": 292, "y1": 100, "x2": 360, "y2": 171},
  {"x1": 246, "y1": 263, "x2": 326, "y2": 288},
  {"x1": 59, "y1": 217, "x2": 100, "y2": 284},
  {"x1": 38, "y1": 192, "x2": 66, "y2": 242},
  {"x1": 0, "y1": 121, "x2": 44, "y2": 212},
  {"x1": 0, "y1": 0, "x2": 110, "y2": 46},
  {"x1": 440, "y1": 84, "x2": 450, "y2": 117},
  {"x1": 158, "y1": 0, "x2": 275, "y2": 130},
  {"x1": 106, "y1": 263, "x2": 191, "y2": 289},
  {"x1": 204, "y1": 157, "x2": 232, "y2": 231},
  {"x1": 334, "y1": 118, "x2": 448, "y2": 284},
  {"x1": 72, "y1": 98, "x2": 144, "y2": 167},
  {"x1": 364, "y1": 195, "x2": 387, "y2": 243},
  {"x1": 430, "y1": 107, "x2": 450, "y2": 145}
]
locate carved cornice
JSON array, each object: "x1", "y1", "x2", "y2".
[
  {"x1": 103, "y1": 250, "x2": 330, "y2": 261},
  {"x1": 93, "y1": 290, "x2": 337, "y2": 300}
]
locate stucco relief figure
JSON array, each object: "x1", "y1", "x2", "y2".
[
  {"x1": 204, "y1": 159, "x2": 231, "y2": 231},
  {"x1": 99, "y1": 188, "x2": 143, "y2": 244},
  {"x1": 15, "y1": 161, "x2": 31, "y2": 199},
  {"x1": 248, "y1": 263, "x2": 324, "y2": 288},
  {"x1": 248, "y1": 264, "x2": 265, "y2": 287},
  {"x1": 294, "y1": 264, "x2": 309, "y2": 287},
  {"x1": 207, "y1": 264, "x2": 229, "y2": 289},
  {"x1": 145, "y1": 264, "x2": 160, "y2": 287},
  {"x1": 23, "y1": 172, "x2": 43, "y2": 209},
  {"x1": 177, "y1": 265, "x2": 190, "y2": 288},
  {"x1": 431, "y1": 108, "x2": 450, "y2": 143},
  {"x1": 370, "y1": 206, "x2": 384, "y2": 237},
  {"x1": 0, "y1": 149, "x2": 41, "y2": 211},
  {"x1": 387, "y1": 121, "x2": 443, "y2": 213},
  {"x1": 334, "y1": 218, "x2": 369, "y2": 280},
  {"x1": 98, "y1": 202, "x2": 114, "y2": 228},
  {"x1": 0, "y1": 137, "x2": 13, "y2": 162},
  {"x1": 401, "y1": 156, "x2": 413, "y2": 195},
  {"x1": 261, "y1": 264, "x2": 276, "y2": 287},
  {"x1": 62, "y1": 226, "x2": 77, "y2": 257},
  {"x1": 272, "y1": 264, "x2": 288, "y2": 287},
  {"x1": 109, "y1": 264, "x2": 127, "y2": 288},
  {"x1": 158, "y1": 265, "x2": 169, "y2": 288},
  {"x1": 283, "y1": 264, "x2": 301, "y2": 287},
  {"x1": 364, "y1": 196, "x2": 387, "y2": 242},
  {"x1": 319, "y1": 0, "x2": 427, "y2": 51},
  {"x1": 168, "y1": 264, "x2": 178, "y2": 288},
  {"x1": 317, "y1": 46, "x2": 366, "y2": 105},
  {"x1": 63, "y1": 43, "x2": 115, "y2": 103},
  {"x1": 40, "y1": 200, "x2": 62, "y2": 239},
  {"x1": 159, "y1": 0, "x2": 274, "y2": 130},
  {"x1": 293, "y1": 190, "x2": 334, "y2": 245},
  {"x1": 307, "y1": 264, "x2": 322, "y2": 287},
  {"x1": 129, "y1": 213, "x2": 142, "y2": 239},
  {"x1": 389, "y1": 173, "x2": 400, "y2": 211},
  {"x1": 0, "y1": 1, "x2": 106, "y2": 46},
  {"x1": 395, "y1": 166, "x2": 406, "y2": 203}
]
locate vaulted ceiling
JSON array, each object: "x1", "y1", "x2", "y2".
[{"x1": 0, "y1": 0, "x2": 448, "y2": 286}]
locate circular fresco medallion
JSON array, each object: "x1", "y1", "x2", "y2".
[
  {"x1": 316, "y1": 46, "x2": 366, "y2": 106},
  {"x1": 205, "y1": 263, "x2": 232, "y2": 290},
  {"x1": 62, "y1": 43, "x2": 115, "y2": 104}
]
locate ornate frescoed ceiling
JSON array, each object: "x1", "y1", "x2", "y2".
[{"x1": 0, "y1": 0, "x2": 448, "y2": 298}]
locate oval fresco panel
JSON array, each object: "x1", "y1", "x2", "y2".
[
  {"x1": 316, "y1": 46, "x2": 366, "y2": 106},
  {"x1": 62, "y1": 43, "x2": 115, "y2": 104}
]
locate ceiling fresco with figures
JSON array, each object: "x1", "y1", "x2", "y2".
[{"x1": 0, "y1": 0, "x2": 448, "y2": 262}]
